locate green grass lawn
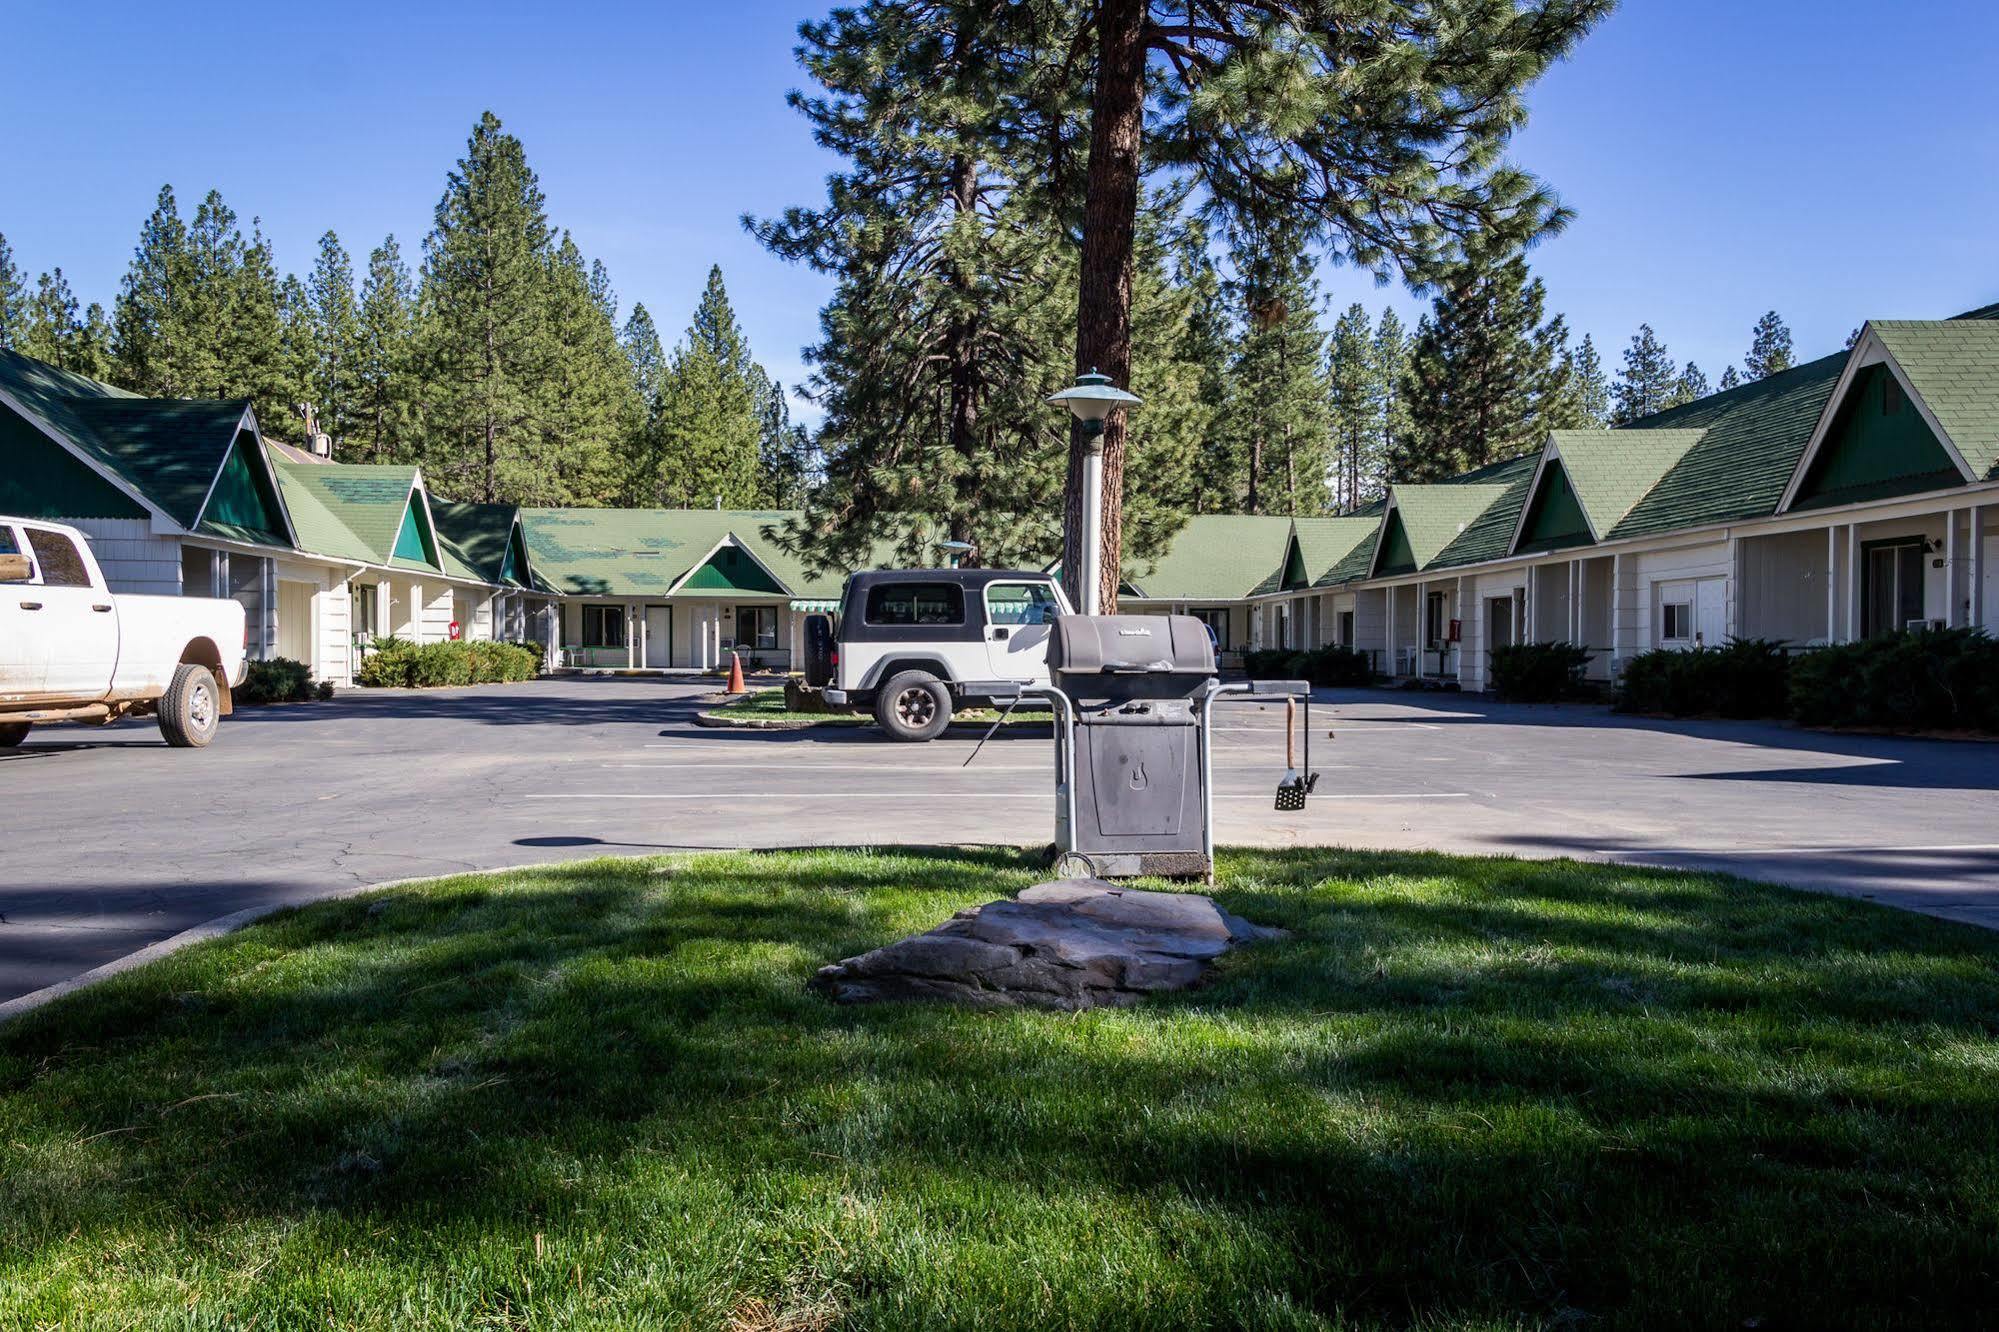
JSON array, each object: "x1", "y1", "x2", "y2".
[
  {"x1": 703, "y1": 687, "x2": 1040, "y2": 727},
  {"x1": 4, "y1": 848, "x2": 1997, "y2": 1329}
]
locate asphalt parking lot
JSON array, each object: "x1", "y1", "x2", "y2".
[{"x1": 3, "y1": 672, "x2": 1997, "y2": 1007}]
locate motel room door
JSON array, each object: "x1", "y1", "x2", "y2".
[{"x1": 643, "y1": 605, "x2": 673, "y2": 668}]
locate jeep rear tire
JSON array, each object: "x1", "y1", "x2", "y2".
[
  {"x1": 159, "y1": 663, "x2": 221, "y2": 748},
  {"x1": 0, "y1": 721, "x2": 30, "y2": 747},
  {"x1": 874, "y1": 670, "x2": 952, "y2": 742}
]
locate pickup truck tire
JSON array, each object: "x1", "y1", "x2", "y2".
[
  {"x1": 0, "y1": 722, "x2": 30, "y2": 747},
  {"x1": 159, "y1": 663, "x2": 221, "y2": 748},
  {"x1": 874, "y1": 669, "x2": 952, "y2": 742}
]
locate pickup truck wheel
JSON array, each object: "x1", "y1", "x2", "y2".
[
  {"x1": 873, "y1": 670, "x2": 952, "y2": 742},
  {"x1": 0, "y1": 722, "x2": 30, "y2": 747},
  {"x1": 159, "y1": 663, "x2": 221, "y2": 748}
]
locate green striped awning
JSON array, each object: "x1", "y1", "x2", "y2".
[{"x1": 789, "y1": 598, "x2": 840, "y2": 613}]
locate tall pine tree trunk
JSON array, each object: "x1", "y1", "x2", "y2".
[{"x1": 1064, "y1": 0, "x2": 1144, "y2": 615}]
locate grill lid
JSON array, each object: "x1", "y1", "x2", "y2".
[{"x1": 1048, "y1": 615, "x2": 1217, "y2": 676}]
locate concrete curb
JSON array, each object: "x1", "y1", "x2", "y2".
[
  {"x1": 0, "y1": 862, "x2": 542, "y2": 1027},
  {"x1": 693, "y1": 710, "x2": 1049, "y2": 734}
]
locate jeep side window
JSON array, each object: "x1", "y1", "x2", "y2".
[
  {"x1": 864, "y1": 582, "x2": 964, "y2": 626},
  {"x1": 985, "y1": 582, "x2": 1062, "y2": 626}
]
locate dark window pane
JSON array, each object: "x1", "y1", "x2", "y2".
[
  {"x1": 864, "y1": 582, "x2": 964, "y2": 626},
  {"x1": 27, "y1": 530, "x2": 90, "y2": 587}
]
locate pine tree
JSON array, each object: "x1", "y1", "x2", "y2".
[
  {"x1": 20, "y1": 269, "x2": 87, "y2": 372},
  {"x1": 1745, "y1": 310, "x2": 1794, "y2": 379},
  {"x1": 1395, "y1": 253, "x2": 1569, "y2": 480},
  {"x1": 752, "y1": 2, "x2": 1082, "y2": 569},
  {"x1": 1673, "y1": 360, "x2": 1710, "y2": 405},
  {"x1": 415, "y1": 112, "x2": 572, "y2": 503},
  {"x1": 1717, "y1": 364, "x2": 1742, "y2": 391},
  {"x1": 617, "y1": 302, "x2": 668, "y2": 504},
  {"x1": 1220, "y1": 224, "x2": 1332, "y2": 513},
  {"x1": 1371, "y1": 309, "x2": 1412, "y2": 500},
  {"x1": 307, "y1": 232, "x2": 362, "y2": 445},
  {"x1": 113, "y1": 186, "x2": 193, "y2": 395},
  {"x1": 1568, "y1": 333, "x2": 1611, "y2": 427},
  {"x1": 537, "y1": 233, "x2": 630, "y2": 503},
  {"x1": 351, "y1": 236, "x2": 417, "y2": 463},
  {"x1": 0, "y1": 233, "x2": 26, "y2": 350},
  {"x1": 1325, "y1": 303, "x2": 1377, "y2": 511},
  {"x1": 1177, "y1": 228, "x2": 1236, "y2": 514},
  {"x1": 276, "y1": 274, "x2": 317, "y2": 431},
  {"x1": 229, "y1": 219, "x2": 296, "y2": 424},
  {"x1": 646, "y1": 267, "x2": 768, "y2": 509},
  {"x1": 1613, "y1": 324, "x2": 1678, "y2": 423}
]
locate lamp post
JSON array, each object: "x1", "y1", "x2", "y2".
[
  {"x1": 937, "y1": 539, "x2": 975, "y2": 569},
  {"x1": 1047, "y1": 369, "x2": 1141, "y2": 616}
]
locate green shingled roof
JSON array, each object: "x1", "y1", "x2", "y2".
[
  {"x1": 1540, "y1": 429, "x2": 1707, "y2": 540},
  {"x1": 1122, "y1": 515, "x2": 1294, "y2": 601},
  {"x1": 1428, "y1": 455, "x2": 1541, "y2": 568},
  {"x1": 1375, "y1": 483, "x2": 1514, "y2": 574},
  {"x1": 520, "y1": 508, "x2": 843, "y2": 600},
  {"x1": 1870, "y1": 321, "x2": 1999, "y2": 481},
  {"x1": 431, "y1": 500, "x2": 530, "y2": 587},
  {"x1": 1612, "y1": 352, "x2": 1846, "y2": 539},
  {"x1": 272, "y1": 460, "x2": 445, "y2": 573},
  {"x1": 1284, "y1": 517, "x2": 1382, "y2": 589},
  {"x1": 0, "y1": 348, "x2": 294, "y2": 543}
]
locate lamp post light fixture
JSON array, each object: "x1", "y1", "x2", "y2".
[
  {"x1": 937, "y1": 538, "x2": 975, "y2": 569},
  {"x1": 1047, "y1": 369, "x2": 1141, "y2": 615}
]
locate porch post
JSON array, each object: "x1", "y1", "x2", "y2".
[
  {"x1": 1825, "y1": 526, "x2": 1837, "y2": 642},
  {"x1": 1610, "y1": 554, "x2": 1623, "y2": 664},
  {"x1": 1385, "y1": 588, "x2": 1397, "y2": 677},
  {"x1": 626, "y1": 602, "x2": 636, "y2": 669},
  {"x1": 1724, "y1": 536, "x2": 1741, "y2": 640},
  {"x1": 1844, "y1": 524, "x2": 1859, "y2": 641},
  {"x1": 1945, "y1": 509, "x2": 1961, "y2": 627},
  {"x1": 1972, "y1": 505, "x2": 1987, "y2": 629}
]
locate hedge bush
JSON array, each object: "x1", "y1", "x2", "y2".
[
  {"x1": 356, "y1": 638, "x2": 541, "y2": 689},
  {"x1": 1489, "y1": 641, "x2": 1592, "y2": 703},
  {"x1": 1243, "y1": 645, "x2": 1374, "y2": 687},
  {"x1": 235, "y1": 657, "x2": 329, "y2": 705},
  {"x1": 1615, "y1": 637, "x2": 1792, "y2": 719},
  {"x1": 1789, "y1": 627, "x2": 1999, "y2": 732}
]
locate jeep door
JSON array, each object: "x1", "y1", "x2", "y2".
[{"x1": 982, "y1": 580, "x2": 1063, "y2": 680}]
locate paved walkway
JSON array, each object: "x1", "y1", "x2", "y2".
[{"x1": 3, "y1": 674, "x2": 1995, "y2": 1005}]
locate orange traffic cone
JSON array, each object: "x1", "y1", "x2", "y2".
[{"x1": 726, "y1": 651, "x2": 747, "y2": 695}]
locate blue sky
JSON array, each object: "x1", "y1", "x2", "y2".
[{"x1": 6, "y1": 0, "x2": 1997, "y2": 422}]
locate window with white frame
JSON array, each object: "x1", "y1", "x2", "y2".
[
  {"x1": 1660, "y1": 600, "x2": 1693, "y2": 643},
  {"x1": 737, "y1": 604, "x2": 778, "y2": 649},
  {"x1": 582, "y1": 604, "x2": 627, "y2": 648},
  {"x1": 1425, "y1": 590, "x2": 1449, "y2": 647}
]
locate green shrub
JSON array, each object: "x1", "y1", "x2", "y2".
[
  {"x1": 356, "y1": 637, "x2": 541, "y2": 689},
  {"x1": 1242, "y1": 645, "x2": 1375, "y2": 687},
  {"x1": 1490, "y1": 641, "x2": 1592, "y2": 702},
  {"x1": 1790, "y1": 627, "x2": 1999, "y2": 732},
  {"x1": 355, "y1": 636, "x2": 416, "y2": 688},
  {"x1": 1616, "y1": 637, "x2": 1792, "y2": 719},
  {"x1": 235, "y1": 657, "x2": 317, "y2": 705}
]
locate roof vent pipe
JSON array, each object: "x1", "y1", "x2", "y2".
[{"x1": 714, "y1": 494, "x2": 722, "y2": 510}]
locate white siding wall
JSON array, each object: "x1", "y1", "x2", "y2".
[
  {"x1": 1629, "y1": 541, "x2": 1732, "y2": 653},
  {"x1": 315, "y1": 581, "x2": 353, "y2": 687},
  {"x1": 68, "y1": 518, "x2": 182, "y2": 595},
  {"x1": 419, "y1": 583, "x2": 455, "y2": 644},
  {"x1": 1738, "y1": 529, "x2": 1828, "y2": 644}
]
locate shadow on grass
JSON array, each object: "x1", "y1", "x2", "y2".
[{"x1": 3, "y1": 845, "x2": 1997, "y2": 1329}]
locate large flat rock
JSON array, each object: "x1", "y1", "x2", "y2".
[{"x1": 811, "y1": 879, "x2": 1285, "y2": 1011}]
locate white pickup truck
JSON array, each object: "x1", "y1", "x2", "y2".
[{"x1": 0, "y1": 516, "x2": 247, "y2": 748}]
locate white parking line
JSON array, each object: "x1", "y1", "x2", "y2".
[
  {"x1": 604, "y1": 763, "x2": 1051, "y2": 771},
  {"x1": 529, "y1": 790, "x2": 1468, "y2": 801},
  {"x1": 527, "y1": 792, "x2": 1053, "y2": 800}
]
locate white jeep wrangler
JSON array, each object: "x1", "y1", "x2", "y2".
[{"x1": 809, "y1": 569, "x2": 1072, "y2": 741}]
